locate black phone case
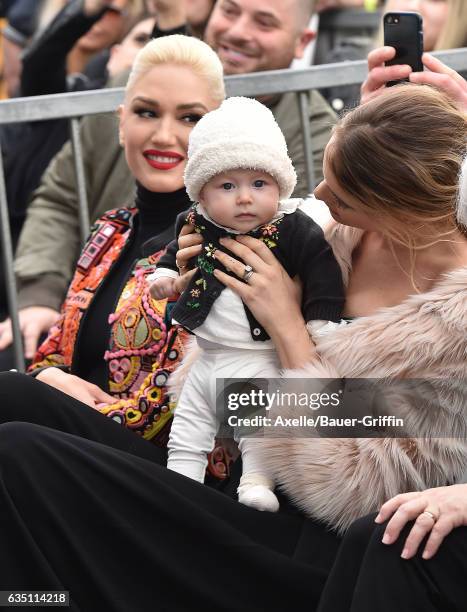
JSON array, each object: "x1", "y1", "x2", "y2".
[{"x1": 384, "y1": 12, "x2": 423, "y2": 86}]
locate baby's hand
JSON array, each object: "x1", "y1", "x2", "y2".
[{"x1": 150, "y1": 277, "x2": 177, "y2": 300}]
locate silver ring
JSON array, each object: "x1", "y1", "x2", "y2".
[
  {"x1": 176, "y1": 259, "x2": 187, "y2": 271},
  {"x1": 242, "y1": 265, "x2": 254, "y2": 283},
  {"x1": 421, "y1": 510, "x2": 437, "y2": 523}
]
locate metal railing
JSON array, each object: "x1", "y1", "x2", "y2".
[{"x1": 1, "y1": 47, "x2": 467, "y2": 370}]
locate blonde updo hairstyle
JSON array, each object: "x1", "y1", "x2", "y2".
[
  {"x1": 125, "y1": 34, "x2": 225, "y2": 104},
  {"x1": 327, "y1": 84, "x2": 467, "y2": 253}
]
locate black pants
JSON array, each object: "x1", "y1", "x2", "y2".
[
  {"x1": 318, "y1": 513, "x2": 467, "y2": 612},
  {"x1": 0, "y1": 372, "x2": 341, "y2": 611}
]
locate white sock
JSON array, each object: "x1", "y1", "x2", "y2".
[{"x1": 237, "y1": 473, "x2": 279, "y2": 512}]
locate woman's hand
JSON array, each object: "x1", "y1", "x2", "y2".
[
  {"x1": 361, "y1": 48, "x2": 467, "y2": 111},
  {"x1": 36, "y1": 367, "x2": 117, "y2": 408},
  {"x1": 173, "y1": 224, "x2": 202, "y2": 294},
  {"x1": 375, "y1": 484, "x2": 467, "y2": 560},
  {"x1": 212, "y1": 235, "x2": 314, "y2": 368},
  {"x1": 409, "y1": 53, "x2": 467, "y2": 112},
  {"x1": 361, "y1": 46, "x2": 412, "y2": 105},
  {"x1": 150, "y1": 277, "x2": 177, "y2": 300},
  {"x1": 0, "y1": 307, "x2": 60, "y2": 359}
]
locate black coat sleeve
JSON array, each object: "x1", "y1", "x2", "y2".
[
  {"x1": 154, "y1": 212, "x2": 189, "y2": 272},
  {"x1": 20, "y1": 0, "x2": 104, "y2": 96},
  {"x1": 285, "y1": 211, "x2": 345, "y2": 323}
]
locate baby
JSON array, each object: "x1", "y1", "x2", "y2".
[{"x1": 151, "y1": 97, "x2": 345, "y2": 512}]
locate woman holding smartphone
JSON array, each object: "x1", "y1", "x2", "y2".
[
  {"x1": 323, "y1": 0, "x2": 467, "y2": 111},
  {"x1": 362, "y1": 0, "x2": 467, "y2": 105}
]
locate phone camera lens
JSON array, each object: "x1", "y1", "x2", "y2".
[{"x1": 386, "y1": 15, "x2": 394, "y2": 24}]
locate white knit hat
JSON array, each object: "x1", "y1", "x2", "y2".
[{"x1": 184, "y1": 97, "x2": 297, "y2": 202}]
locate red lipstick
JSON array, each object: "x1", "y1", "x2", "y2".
[{"x1": 143, "y1": 149, "x2": 184, "y2": 170}]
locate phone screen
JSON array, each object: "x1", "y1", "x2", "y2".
[{"x1": 384, "y1": 11, "x2": 424, "y2": 83}]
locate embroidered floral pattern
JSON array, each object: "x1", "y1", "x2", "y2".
[
  {"x1": 30, "y1": 207, "x2": 188, "y2": 442},
  {"x1": 204, "y1": 243, "x2": 217, "y2": 258},
  {"x1": 197, "y1": 255, "x2": 215, "y2": 275},
  {"x1": 256, "y1": 217, "x2": 283, "y2": 249}
]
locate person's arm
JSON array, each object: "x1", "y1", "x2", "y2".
[
  {"x1": 6, "y1": 73, "x2": 133, "y2": 357},
  {"x1": 2, "y1": 36, "x2": 22, "y2": 96},
  {"x1": 2, "y1": 0, "x2": 40, "y2": 96},
  {"x1": 15, "y1": 143, "x2": 91, "y2": 311},
  {"x1": 375, "y1": 484, "x2": 467, "y2": 559},
  {"x1": 361, "y1": 48, "x2": 467, "y2": 111},
  {"x1": 35, "y1": 366, "x2": 116, "y2": 407},
  {"x1": 0, "y1": 307, "x2": 60, "y2": 359},
  {"x1": 289, "y1": 212, "x2": 345, "y2": 323},
  {"x1": 20, "y1": 0, "x2": 108, "y2": 96},
  {"x1": 409, "y1": 53, "x2": 467, "y2": 112},
  {"x1": 212, "y1": 235, "x2": 316, "y2": 369},
  {"x1": 172, "y1": 227, "x2": 315, "y2": 367}
]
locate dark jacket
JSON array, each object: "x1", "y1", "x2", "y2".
[
  {"x1": 157, "y1": 204, "x2": 345, "y2": 342},
  {"x1": 2, "y1": 0, "x2": 107, "y2": 224},
  {"x1": 0, "y1": 0, "x2": 108, "y2": 315}
]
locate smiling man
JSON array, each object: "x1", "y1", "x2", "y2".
[
  {"x1": 204, "y1": 0, "x2": 335, "y2": 196},
  {"x1": 205, "y1": 0, "x2": 314, "y2": 75}
]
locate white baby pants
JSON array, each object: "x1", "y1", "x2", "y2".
[{"x1": 167, "y1": 338, "x2": 280, "y2": 482}]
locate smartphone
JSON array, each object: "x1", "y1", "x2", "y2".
[{"x1": 383, "y1": 12, "x2": 423, "y2": 87}]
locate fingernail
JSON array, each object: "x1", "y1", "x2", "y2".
[
  {"x1": 422, "y1": 550, "x2": 431, "y2": 560},
  {"x1": 382, "y1": 534, "x2": 391, "y2": 544},
  {"x1": 374, "y1": 514, "x2": 382, "y2": 523},
  {"x1": 401, "y1": 548, "x2": 409, "y2": 559}
]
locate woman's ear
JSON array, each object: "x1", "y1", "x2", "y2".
[{"x1": 117, "y1": 104, "x2": 125, "y2": 146}]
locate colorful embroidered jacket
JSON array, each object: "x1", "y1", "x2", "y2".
[
  {"x1": 29, "y1": 207, "x2": 183, "y2": 440},
  {"x1": 29, "y1": 207, "x2": 234, "y2": 477}
]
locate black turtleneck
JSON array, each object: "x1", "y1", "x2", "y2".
[{"x1": 73, "y1": 184, "x2": 190, "y2": 390}]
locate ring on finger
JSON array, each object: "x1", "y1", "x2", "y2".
[
  {"x1": 242, "y1": 264, "x2": 254, "y2": 283},
  {"x1": 176, "y1": 259, "x2": 187, "y2": 271},
  {"x1": 421, "y1": 510, "x2": 438, "y2": 523}
]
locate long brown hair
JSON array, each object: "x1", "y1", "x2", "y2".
[{"x1": 328, "y1": 84, "x2": 467, "y2": 250}]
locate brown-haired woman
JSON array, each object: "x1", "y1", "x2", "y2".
[{"x1": 196, "y1": 81, "x2": 467, "y2": 514}]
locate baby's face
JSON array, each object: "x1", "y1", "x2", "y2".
[{"x1": 199, "y1": 169, "x2": 280, "y2": 232}]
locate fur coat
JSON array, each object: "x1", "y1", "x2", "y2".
[{"x1": 170, "y1": 221, "x2": 467, "y2": 533}]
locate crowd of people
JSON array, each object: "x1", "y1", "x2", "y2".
[{"x1": 0, "y1": 0, "x2": 466, "y2": 610}]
